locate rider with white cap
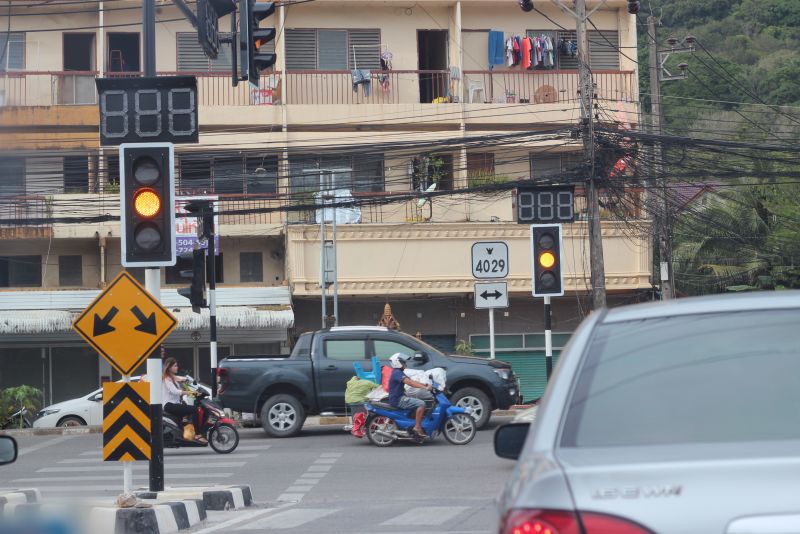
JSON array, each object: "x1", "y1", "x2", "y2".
[{"x1": 387, "y1": 353, "x2": 433, "y2": 438}]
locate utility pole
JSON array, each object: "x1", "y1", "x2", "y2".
[
  {"x1": 576, "y1": 0, "x2": 607, "y2": 309},
  {"x1": 648, "y1": 15, "x2": 672, "y2": 299}
]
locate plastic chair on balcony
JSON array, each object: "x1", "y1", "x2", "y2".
[{"x1": 468, "y1": 82, "x2": 485, "y2": 103}]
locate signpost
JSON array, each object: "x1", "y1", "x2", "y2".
[
  {"x1": 72, "y1": 271, "x2": 177, "y2": 493},
  {"x1": 471, "y1": 242, "x2": 509, "y2": 360}
]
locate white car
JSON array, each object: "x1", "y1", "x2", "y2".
[{"x1": 33, "y1": 376, "x2": 211, "y2": 428}]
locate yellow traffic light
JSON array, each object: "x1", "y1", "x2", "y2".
[
  {"x1": 133, "y1": 188, "x2": 161, "y2": 218},
  {"x1": 539, "y1": 251, "x2": 556, "y2": 269}
]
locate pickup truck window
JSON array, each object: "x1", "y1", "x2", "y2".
[
  {"x1": 325, "y1": 340, "x2": 367, "y2": 360},
  {"x1": 373, "y1": 340, "x2": 414, "y2": 360}
]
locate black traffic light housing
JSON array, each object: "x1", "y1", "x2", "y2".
[
  {"x1": 531, "y1": 224, "x2": 564, "y2": 297},
  {"x1": 240, "y1": 0, "x2": 276, "y2": 87},
  {"x1": 120, "y1": 142, "x2": 176, "y2": 267},
  {"x1": 178, "y1": 248, "x2": 207, "y2": 314}
]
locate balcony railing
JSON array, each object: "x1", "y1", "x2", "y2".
[{"x1": 0, "y1": 70, "x2": 637, "y2": 108}]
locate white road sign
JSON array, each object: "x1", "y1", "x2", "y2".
[
  {"x1": 471, "y1": 241, "x2": 509, "y2": 279},
  {"x1": 474, "y1": 282, "x2": 509, "y2": 309}
]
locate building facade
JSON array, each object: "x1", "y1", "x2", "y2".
[{"x1": 0, "y1": 0, "x2": 647, "y2": 404}]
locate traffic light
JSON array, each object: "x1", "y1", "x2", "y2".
[
  {"x1": 178, "y1": 248, "x2": 207, "y2": 314},
  {"x1": 531, "y1": 224, "x2": 564, "y2": 297},
  {"x1": 240, "y1": 0, "x2": 276, "y2": 87},
  {"x1": 119, "y1": 143, "x2": 176, "y2": 267},
  {"x1": 627, "y1": 0, "x2": 640, "y2": 14},
  {"x1": 519, "y1": 0, "x2": 534, "y2": 12}
]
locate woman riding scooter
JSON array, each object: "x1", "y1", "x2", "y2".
[{"x1": 162, "y1": 357, "x2": 207, "y2": 444}]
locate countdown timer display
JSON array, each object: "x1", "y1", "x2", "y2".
[
  {"x1": 516, "y1": 185, "x2": 575, "y2": 224},
  {"x1": 95, "y1": 76, "x2": 198, "y2": 146}
]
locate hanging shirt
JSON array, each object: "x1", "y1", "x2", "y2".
[
  {"x1": 512, "y1": 37, "x2": 521, "y2": 66},
  {"x1": 506, "y1": 37, "x2": 514, "y2": 67},
  {"x1": 521, "y1": 37, "x2": 532, "y2": 69}
]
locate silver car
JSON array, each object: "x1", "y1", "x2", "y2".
[{"x1": 495, "y1": 291, "x2": 800, "y2": 534}]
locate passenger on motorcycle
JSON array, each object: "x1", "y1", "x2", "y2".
[
  {"x1": 162, "y1": 357, "x2": 207, "y2": 444},
  {"x1": 387, "y1": 353, "x2": 433, "y2": 438}
]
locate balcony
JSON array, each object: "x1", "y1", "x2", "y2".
[{"x1": 0, "y1": 69, "x2": 637, "y2": 111}]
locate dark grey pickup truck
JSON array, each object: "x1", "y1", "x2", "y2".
[{"x1": 218, "y1": 326, "x2": 521, "y2": 437}]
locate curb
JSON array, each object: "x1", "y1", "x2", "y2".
[
  {"x1": 135, "y1": 485, "x2": 253, "y2": 511},
  {"x1": 88, "y1": 499, "x2": 206, "y2": 534},
  {"x1": 0, "y1": 488, "x2": 40, "y2": 516}
]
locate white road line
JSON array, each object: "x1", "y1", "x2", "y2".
[
  {"x1": 276, "y1": 493, "x2": 305, "y2": 502},
  {"x1": 235, "y1": 508, "x2": 339, "y2": 529},
  {"x1": 190, "y1": 501, "x2": 297, "y2": 534},
  {"x1": 37, "y1": 462, "x2": 246, "y2": 472},
  {"x1": 18, "y1": 436, "x2": 76, "y2": 456},
  {"x1": 59, "y1": 454, "x2": 258, "y2": 463},
  {"x1": 319, "y1": 452, "x2": 343, "y2": 458},
  {"x1": 381, "y1": 506, "x2": 471, "y2": 526},
  {"x1": 306, "y1": 465, "x2": 331, "y2": 472},
  {"x1": 13, "y1": 474, "x2": 232, "y2": 483},
  {"x1": 298, "y1": 472, "x2": 326, "y2": 479},
  {"x1": 78, "y1": 444, "x2": 270, "y2": 456},
  {"x1": 292, "y1": 478, "x2": 320, "y2": 485},
  {"x1": 313, "y1": 458, "x2": 338, "y2": 464},
  {"x1": 285, "y1": 486, "x2": 315, "y2": 492}
]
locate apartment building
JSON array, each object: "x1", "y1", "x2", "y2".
[{"x1": 0, "y1": 0, "x2": 648, "y2": 405}]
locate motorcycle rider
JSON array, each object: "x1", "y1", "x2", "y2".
[
  {"x1": 387, "y1": 353, "x2": 433, "y2": 438},
  {"x1": 162, "y1": 357, "x2": 207, "y2": 444}
]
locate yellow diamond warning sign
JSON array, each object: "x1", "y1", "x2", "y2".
[{"x1": 73, "y1": 271, "x2": 178, "y2": 376}]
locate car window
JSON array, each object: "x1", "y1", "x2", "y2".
[
  {"x1": 324, "y1": 339, "x2": 366, "y2": 361},
  {"x1": 561, "y1": 309, "x2": 800, "y2": 448},
  {"x1": 373, "y1": 340, "x2": 426, "y2": 368}
]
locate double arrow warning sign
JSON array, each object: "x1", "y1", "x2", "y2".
[{"x1": 103, "y1": 381, "x2": 151, "y2": 461}]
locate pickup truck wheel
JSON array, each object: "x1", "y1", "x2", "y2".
[
  {"x1": 260, "y1": 394, "x2": 305, "y2": 437},
  {"x1": 451, "y1": 388, "x2": 491, "y2": 429}
]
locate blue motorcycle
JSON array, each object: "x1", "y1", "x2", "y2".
[{"x1": 364, "y1": 384, "x2": 477, "y2": 446}]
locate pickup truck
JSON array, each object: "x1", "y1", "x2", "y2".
[{"x1": 217, "y1": 326, "x2": 521, "y2": 437}]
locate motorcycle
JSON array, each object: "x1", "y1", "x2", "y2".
[
  {"x1": 363, "y1": 383, "x2": 477, "y2": 446},
  {"x1": 163, "y1": 382, "x2": 240, "y2": 454},
  {"x1": 1, "y1": 406, "x2": 33, "y2": 430}
]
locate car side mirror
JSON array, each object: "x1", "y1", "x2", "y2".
[
  {"x1": 91, "y1": 392, "x2": 103, "y2": 402},
  {"x1": 494, "y1": 422, "x2": 530, "y2": 460},
  {"x1": 0, "y1": 436, "x2": 18, "y2": 465},
  {"x1": 413, "y1": 352, "x2": 428, "y2": 363}
]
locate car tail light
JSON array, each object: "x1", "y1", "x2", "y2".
[
  {"x1": 217, "y1": 368, "x2": 229, "y2": 395},
  {"x1": 501, "y1": 509, "x2": 652, "y2": 534}
]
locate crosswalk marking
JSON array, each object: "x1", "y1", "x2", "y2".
[
  {"x1": 298, "y1": 472, "x2": 326, "y2": 479},
  {"x1": 13, "y1": 473, "x2": 233, "y2": 483},
  {"x1": 313, "y1": 458, "x2": 338, "y2": 464},
  {"x1": 59, "y1": 454, "x2": 258, "y2": 463},
  {"x1": 78, "y1": 444, "x2": 270, "y2": 456},
  {"x1": 285, "y1": 485, "x2": 315, "y2": 492},
  {"x1": 319, "y1": 452, "x2": 342, "y2": 458},
  {"x1": 235, "y1": 508, "x2": 339, "y2": 529},
  {"x1": 38, "y1": 461, "x2": 246, "y2": 472},
  {"x1": 292, "y1": 478, "x2": 320, "y2": 485},
  {"x1": 306, "y1": 465, "x2": 331, "y2": 472},
  {"x1": 381, "y1": 507, "x2": 471, "y2": 526}
]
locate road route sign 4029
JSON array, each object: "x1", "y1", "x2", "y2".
[{"x1": 471, "y1": 241, "x2": 509, "y2": 279}]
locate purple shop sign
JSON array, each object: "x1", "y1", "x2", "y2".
[{"x1": 176, "y1": 196, "x2": 220, "y2": 256}]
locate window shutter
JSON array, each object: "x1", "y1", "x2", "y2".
[
  {"x1": 317, "y1": 30, "x2": 347, "y2": 70},
  {"x1": 589, "y1": 30, "x2": 619, "y2": 70},
  {"x1": 530, "y1": 154, "x2": 561, "y2": 180},
  {"x1": 286, "y1": 29, "x2": 317, "y2": 70},
  {"x1": 177, "y1": 32, "x2": 210, "y2": 71},
  {"x1": 348, "y1": 29, "x2": 380, "y2": 70},
  {"x1": 555, "y1": 30, "x2": 579, "y2": 70}
]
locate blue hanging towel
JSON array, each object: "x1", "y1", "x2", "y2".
[{"x1": 488, "y1": 30, "x2": 505, "y2": 66}]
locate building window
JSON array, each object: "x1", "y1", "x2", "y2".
[
  {"x1": 0, "y1": 256, "x2": 42, "y2": 287},
  {"x1": 165, "y1": 252, "x2": 223, "y2": 284},
  {"x1": 526, "y1": 30, "x2": 619, "y2": 70},
  {"x1": 285, "y1": 29, "x2": 381, "y2": 71},
  {"x1": 59, "y1": 255, "x2": 83, "y2": 286},
  {"x1": 64, "y1": 156, "x2": 89, "y2": 193},
  {"x1": 467, "y1": 152, "x2": 495, "y2": 184},
  {"x1": 240, "y1": 252, "x2": 263, "y2": 283},
  {"x1": 411, "y1": 154, "x2": 454, "y2": 191},
  {"x1": 178, "y1": 153, "x2": 279, "y2": 195},
  {"x1": 176, "y1": 32, "x2": 248, "y2": 73},
  {"x1": 530, "y1": 152, "x2": 582, "y2": 180},
  {"x1": 244, "y1": 155, "x2": 278, "y2": 194},
  {"x1": 289, "y1": 153, "x2": 384, "y2": 193},
  {"x1": 0, "y1": 33, "x2": 25, "y2": 71},
  {"x1": 0, "y1": 157, "x2": 25, "y2": 196}
]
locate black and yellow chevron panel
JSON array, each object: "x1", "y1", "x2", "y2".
[{"x1": 103, "y1": 382, "x2": 151, "y2": 461}]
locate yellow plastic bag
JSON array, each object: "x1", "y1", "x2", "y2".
[{"x1": 183, "y1": 423, "x2": 195, "y2": 440}]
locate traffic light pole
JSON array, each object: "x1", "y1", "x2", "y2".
[
  {"x1": 544, "y1": 296, "x2": 553, "y2": 379},
  {"x1": 206, "y1": 208, "x2": 219, "y2": 398},
  {"x1": 142, "y1": 0, "x2": 164, "y2": 492}
]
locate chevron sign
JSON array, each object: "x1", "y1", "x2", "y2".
[{"x1": 102, "y1": 382, "x2": 151, "y2": 461}]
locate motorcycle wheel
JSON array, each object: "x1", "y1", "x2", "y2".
[
  {"x1": 365, "y1": 414, "x2": 397, "y2": 447},
  {"x1": 443, "y1": 413, "x2": 476, "y2": 445},
  {"x1": 208, "y1": 423, "x2": 240, "y2": 454}
]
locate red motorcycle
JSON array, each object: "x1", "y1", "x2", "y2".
[{"x1": 163, "y1": 382, "x2": 239, "y2": 454}]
